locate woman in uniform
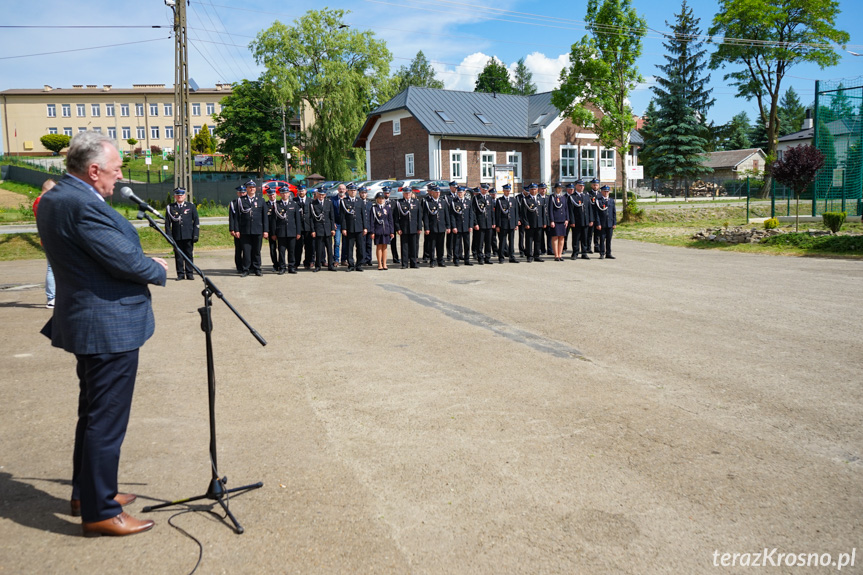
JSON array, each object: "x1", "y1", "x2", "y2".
[
  {"x1": 370, "y1": 191, "x2": 395, "y2": 270},
  {"x1": 549, "y1": 182, "x2": 570, "y2": 261}
]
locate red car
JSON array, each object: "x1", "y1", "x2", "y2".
[{"x1": 262, "y1": 180, "x2": 299, "y2": 197}]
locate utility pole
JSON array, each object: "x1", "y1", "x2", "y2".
[{"x1": 169, "y1": 0, "x2": 193, "y2": 200}]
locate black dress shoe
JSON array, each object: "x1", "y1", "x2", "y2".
[
  {"x1": 581, "y1": 255, "x2": 590, "y2": 260},
  {"x1": 328, "y1": 265, "x2": 336, "y2": 271},
  {"x1": 570, "y1": 254, "x2": 577, "y2": 260},
  {"x1": 289, "y1": 268, "x2": 297, "y2": 274},
  {"x1": 278, "y1": 269, "x2": 286, "y2": 275},
  {"x1": 526, "y1": 258, "x2": 533, "y2": 262},
  {"x1": 410, "y1": 263, "x2": 418, "y2": 268},
  {"x1": 240, "y1": 271, "x2": 249, "y2": 277},
  {"x1": 606, "y1": 255, "x2": 616, "y2": 259},
  {"x1": 255, "y1": 271, "x2": 263, "y2": 276},
  {"x1": 535, "y1": 257, "x2": 544, "y2": 262},
  {"x1": 346, "y1": 266, "x2": 353, "y2": 272},
  {"x1": 313, "y1": 267, "x2": 320, "y2": 272},
  {"x1": 464, "y1": 260, "x2": 473, "y2": 266},
  {"x1": 485, "y1": 259, "x2": 493, "y2": 264},
  {"x1": 599, "y1": 254, "x2": 605, "y2": 259},
  {"x1": 186, "y1": 275, "x2": 194, "y2": 280},
  {"x1": 438, "y1": 261, "x2": 446, "y2": 268},
  {"x1": 430, "y1": 261, "x2": 437, "y2": 268},
  {"x1": 175, "y1": 277, "x2": 184, "y2": 281},
  {"x1": 509, "y1": 258, "x2": 519, "y2": 263},
  {"x1": 393, "y1": 258, "x2": 401, "y2": 263},
  {"x1": 499, "y1": 259, "x2": 505, "y2": 264},
  {"x1": 453, "y1": 261, "x2": 460, "y2": 267},
  {"x1": 477, "y1": 260, "x2": 484, "y2": 265}
]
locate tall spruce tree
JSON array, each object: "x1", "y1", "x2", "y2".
[
  {"x1": 777, "y1": 86, "x2": 806, "y2": 136},
  {"x1": 511, "y1": 58, "x2": 537, "y2": 96},
  {"x1": 637, "y1": 99, "x2": 661, "y2": 178},
  {"x1": 475, "y1": 58, "x2": 515, "y2": 94},
  {"x1": 648, "y1": 0, "x2": 714, "y2": 183},
  {"x1": 727, "y1": 111, "x2": 752, "y2": 150},
  {"x1": 393, "y1": 50, "x2": 445, "y2": 93}
]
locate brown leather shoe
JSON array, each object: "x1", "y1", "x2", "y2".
[
  {"x1": 70, "y1": 493, "x2": 137, "y2": 517},
  {"x1": 82, "y1": 512, "x2": 154, "y2": 537}
]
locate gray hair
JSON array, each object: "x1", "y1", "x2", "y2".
[{"x1": 65, "y1": 131, "x2": 117, "y2": 176}]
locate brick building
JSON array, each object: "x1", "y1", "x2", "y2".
[{"x1": 354, "y1": 86, "x2": 642, "y2": 187}]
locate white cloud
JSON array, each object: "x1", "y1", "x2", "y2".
[
  {"x1": 435, "y1": 52, "x2": 505, "y2": 92},
  {"x1": 516, "y1": 52, "x2": 570, "y2": 92}
]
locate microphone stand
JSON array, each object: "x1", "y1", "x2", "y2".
[{"x1": 136, "y1": 209, "x2": 265, "y2": 534}]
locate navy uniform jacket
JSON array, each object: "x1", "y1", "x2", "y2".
[
  {"x1": 294, "y1": 195, "x2": 311, "y2": 232},
  {"x1": 339, "y1": 196, "x2": 366, "y2": 233},
  {"x1": 237, "y1": 195, "x2": 269, "y2": 235},
  {"x1": 520, "y1": 195, "x2": 543, "y2": 228},
  {"x1": 535, "y1": 194, "x2": 549, "y2": 226},
  {"x1": 548, "y1": 194, "x2": 569, "y2": 224},
  {"x1": 594, "y1": 195, "x2": 617, "y2": 228},
  {"x1": 567, "y1": 191, "x2": 592, "y2": 227},
  {"x1": 423, "y1": 196, "x2": 451, "y2": 233},
  {"x1": 394, "y1": 197, "x2": 423, "y2": 234},
  {"x1": 472, "y1": 193, "x2": 494, "y2": 228},
  {"x1": 305, "y1": 197, "x2": 336, "y2": 235},
  {"x1": 165, "y1": 201, "x2": 199, "y2": 241},
  {"x1": 271, "y1": 198, "x2": 303, "y2": 237},
  {"x1": 495, "y1": 195, "x2": 519, "y2": 229},
  {"x1": 361, "y1": 198, "x2": 374, "y2": 232},
  {"x1": 450, "y1": 195, "x2": 475, "y2": 232},
  {"x1": 228, "y1": 197, "x2": 241, "y2": 234},
  {"x1": 369, "y1": 203, "x2": 394, "y2": 236},
  {"x1": 36, "y1": 175, "x2": 167, "y2": 355}
]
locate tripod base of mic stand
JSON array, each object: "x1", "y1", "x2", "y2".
[{"x1": 143, "y1": 478, "x2": 263, "y2": 534}]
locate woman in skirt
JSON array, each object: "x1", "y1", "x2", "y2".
[
  {"x1": 370, "y1": 191, "x2": 395, "y2": 270},
  {"x1": 549, "y1": 183, "x2": 570, "y2": 261}
]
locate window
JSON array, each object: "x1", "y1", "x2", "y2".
[
  {"x1": 531, "y1": 113, "x2": 549, "y2": 126},
  {"x1": 580, "y1": 148, "x2": 597, "y2": 179},
  {"x1": 436, "y1": 110, "x2": 454, "y2": 123},
  {"x1": 192, "y1": 103, "x2": 200, "y2": 116},
  {"x1": 393, "y1": 118, "x2": 401, "y2": 135},
  {"x1": 449, "y1": 150, "x2": 467, "y2": 182},
  {"x1": 106, "y1": 103, "x2": 115, "y2": 117},
  {"x1": 48, "y1": 127, "x2": 58, "y2": 134},
  {"x1": 91, "y1": 104, "x2": 100, "y2": 117},
  {"x1": 135, "y1": 103, "x2": 144, "y2": 117},
  {"x1": 206, "y1": 102, "x2": 215, "y2": 115},
  {"x1": 164, "y1": 103, "x2": 173, "y2": 116},
  {"x1": 47, "y1": 104, "x2": 56, "y2": 117},
  {"x1": 93, "y1": 127, "x2": 102, "y2": 133},
  {"x1": 62, "y1": 104, "x2": 71, "y2": 117},
  {"x1": 193, "y1": 125, "x2": 201, "y2": 136},
  {"x1": 136, "y1": 126, "x2": 145, "y2": 139},
  {"x1": 481, "y1": 151, "x2": 496, "y2": 181},
  {"x1": 151, "y1": 126, "x2": 160, "y2": 139},
  {"x1": 122, "y1": 127, "x2": 130, "y2": 139},
  {"x1": 507, "y1": 151, "x2": 522, "y2": 181},
  {"x1": 475, "y1": 112, "x2": 491, "y2": 125},
  {"x1": 63, "y1": 127, "x2": 73, "y2": 137},
  {"x1": 600, "y1": 148, "x2": 615, "y2": 169},
  {"x1": 560, "y1": 146, "x2": 578, "y2": 179},
  {"x1": 165, "y1": 125, "x2": 174, "y2": 139},
  {"x1": 405, "y1": 153, "x2": 414, "y2": 177},
  {"x1": 120, "y1": 103, "x2": 129, "y2": 117},
  {"x1": 150, "y1": 103, "x2": 158, "y2": 116},
  {"x1": 108, "y1": 127, "x2": 116, "y2": 139},
  {"x1": 78, "y1": 127, "x2": 87, "y2": 133}
]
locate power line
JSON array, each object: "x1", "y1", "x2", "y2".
[
  {"x1": 0, "y1": 37, "x2": 169, "y2": 61},
  {"x1": 0, "y1": 25, "x2": 169, "y2": 29}
]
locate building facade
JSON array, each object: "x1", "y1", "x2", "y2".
[{"x1": 0, "y1": 84, "x2": 232, "y2": 156}]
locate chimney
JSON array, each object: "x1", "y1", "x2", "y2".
[
  {"x1": 43, "y1": 85, "x2": 53, "y2": 92},
  {"x1": 87, "y1": 84, "x2": 97, "y2": 89},
  {"x1": 102, "y1": 85, "x2": 112, "y2": 91},
  {"x1": 73, "y1": 84, "x2": 83, "y2": 89},
  {"x1": 802, "y1": 108, "x2": 813, "y2": 130}
]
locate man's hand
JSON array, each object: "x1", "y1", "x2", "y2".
[{"x1": 152, "y1": 257, "x2": 168, "y2": 271}]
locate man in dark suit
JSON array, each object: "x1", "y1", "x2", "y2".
[
  {"x1": 36, "y1": 131, "x2": 167, "y2": 537},
  {"x1": 164, "y1": 187, "x2": 199, "y2": 280},
  {"x1": 340, "y1": 184, "x2": 366, "y2": 271},
  {"x1": 237, "y1": 179, "x2": 269, "y2": 277},
  {"x1": 395, "y1": 186, "x2": 423, "y2": 269},
  {"x1": 449, "y1": 186, "x2": 474, "y2": 266},
  {"x1": 594, "y1": 185, "x2": 617, "y2": 259},
  {"x1": 472, "y1": 184, "x2": 495, "y2": 264},
  {"x1": 495, "y1": 184, "x2": 520, "y2": 263},
  {"x1": 228, "y1": 185, "x2": 246, "y2": 273},
  {"x1": 423, "y1": 186, "x2": 450, "y2": 268},
  {"x1": 359, "y1": 187, "x2": 374, "y2": 266},
  {"x1": 567, "y1": 180, "x2": 592, "y2": 260},
  {"x1": 586, "y1": 177, "x2": 601, "y2": 253},
  {"x1": 293, "y1": 186, "x2": 314, "y2": 270},
  {"x1": 521, "y1": 184, "x2": 545, "y2": 262},
  {"x1": 271, "y1": 185, "x2": 303, "y2": 274},
  {"x1": 265, "y1": 188, "x2": 280, "y2": 271},
  {"x1": 306, "y1": 188, "x2": 337, "y2": 271}
]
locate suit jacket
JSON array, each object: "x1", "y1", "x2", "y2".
[
  {"x1": 36, "y1": 175, "x2": 167, "y2": 355},
  {"x1": 228, "y1": 197, "x2": 241, "y2": 233},
  {"x1": 369, "y1": 203, "x2": 395, "y2": 237},
  {"x1": 472, "y1": 193, "x2": 494, "y2": 228},
  {"x1": 548, "y1": 194, "x2": 569, "y2": 224},
  {"x1": 423, "y1": 196, "x2": 451, "y2": 233},
  {"x1": 450, "y1": 196, "x2": 475, "y2": 232},
  {"x1": 165, "y1": 201, "x2": 199, "y2": 241},
  {"x1": 519, "y1": 194, "x2": 543, "y2": 228},
  {"x1": 237, "y1": 195, "x2": 268, "y2": 235},
  {"x1": 567, "y1": 191, "x2": 592, "y2": 227},
  {"x1": 594, "y1": 195, "x2": 617, "y2": 229},
  {"x1": 495, "y1": 195, "x2": 519, "y2": 230},
  {"x1": 305, "y1": 197, "x2": 336, "y2": 235},
  {"x1": 294, "y1": 195, "x2": 311, "y2": 232},
  {"x1": 339, "y1": 196, "x2": 366, "y2": 233},
  {"x1": 535, "y1": 194, "x2": 549, "y2": 226},
  {"x1": 394, "y1": 197, "x2": 423, "y2": 234},
  {"x1": 270, "y1": 199, "x2": 303, "y2": 237}
]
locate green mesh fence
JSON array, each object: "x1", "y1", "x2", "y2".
[{"x1": 813, "y1": 78, "x2": 862, "y2": 217}]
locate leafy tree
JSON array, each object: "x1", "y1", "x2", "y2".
[
  {"x1": 40, "y1": 134, "x2": 70, "y2": 155},
  {"x1": 126, "y1": 138, "x2": 138, "y2": 156},
  {"x1": 829, "y1": 83, "x2": 855, "y2": 119},
  {"x1": 709, "y1": 0, "x2": 849, "y2": 197},
  {"x1": 251, "y1": 8, "x2": 392, "y2": 181},
  {"x1": 474, "y1": 58, "x2": 515, "y2": 94},
  {"x1": 637, "y1": 99, "x2": 660, "y2": 178},
  {"x1": 190, "y1": 124, "x2": 216, "y2": 154},
  {"x1": 777, "y1": 86, "x2": 806, "y2": 136},
  {"x1": 393, "y1": 50, "x2": 444, "y2": 93},
  {"x1": 769, "y1": 144, "x2": 824, "y2": 231},
  {"x1": 552, "y1": 0, "x2": 647, "y2": 217},
  {"x1": 749, "y1": 118, "x2": 768, "y2": 149},
  {"x1": 213, "y1": 79, "x2": 283, "y2": 176},
  {"x1": 647, "y1": 0, "x2": 713, "y2": 183},
  {"x1": 726, "y1": 112, "x2": 752, "y2": 150},
  {"x1": 511, "y1": 58, "x2": 537, "y2": 96}
]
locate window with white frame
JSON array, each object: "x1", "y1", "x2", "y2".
[
  {"x1": 165, "y1": 125, "x2": 174, "y2": 139},
  {"x1": 480, "y1": 151, "x2": 496, "y2": 181},
  {"x1": 206, "y1": 102, "x2": 215, "y2": 115},
  {"x1": 135, "y1": 103, "x2": 144, "y2": 116},
  {"x1": 108, "y1": 127, "x2": 116, "y2": 139},
  {"x1": 151, "y1": 126, "x2": 160, "y2": 139},
  {"x1": 120, "y1": 104, "x2": 129, "y2": 117},
  {"x1": 62, "y1": 104, "x2": 71, "y2": 117},
  {"x1": 507, "y1": 151, "x2": 522, "y2": 181},
  {"x1": 600, "y1": 148, "x2": 615, "y2": 169},
  {"x1": 121, "y1": 127, "x2": 130, "y2": 139},
  {"x1": 136, "y1": 126, "x2": 145, "y2": 139},
  {"x1": 48, "y1": 127, "x2": 58, "y2": 134},
  {"x1": 91, "y1": 104, "x2": 100, "y2": 117},
  {"x1": 164, "y1": 103, "x2": 172, "y2": 116},
  {"x1": 106, "y1": 103, "x2": 115, "y2": 117},
  {"x1": 405, "y1": 153, "x2": 414, "y2": 177},
  {"x1": 193, "y1": 125, "x2": 201, "y2": 136},
  {"x1": 47, "y1": 104, "x2": 56, "y2": 117},
  {"x1": 150, "y1": 103, "x2": 158, "y2": 116},
  {"x1": 78, "y1": 127, "x2": 87, "y2": 133},
  {"x1": 76, "y1": 104, "x2": 85, "y2": 117},
  {"x1": 192, "y1": 103, "x2": 201, "y2": 116},
  {"x1": 450, "y1": 150, "x2": 467, "y2": 182},
  {"x1": 63, "y1": 127, "x2": 73, "y2": 137},
  {"x1": 560, "y1": 146, "x2": 578, "y2": 179},
  {"x1": 393, "y1": 118, "x2": 401, "y2": 135},
  {"x1": 580, "y1": 148, "x2": 597, "y2": 179},
  {"x1": 93, "y1": 127, "x2": 102, "y2": 133}
]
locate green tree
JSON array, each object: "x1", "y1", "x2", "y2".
[
  {"x1": 251, "y1": 8, "x2": 392, "y2": 181},
  {"x1": 126, "y1": 138, "x2": 138, "y2": 156},
  {"x1": 726, "y1": 112, "x2": 752, "y2": 150},
  {"x1": 552, "y1": 0, "x2": 647, "y2": 217},
  {"x1": 829, "y1": 83, "x2": 855, "y2": 119},
  {"x1": 190, "y1": 124, "x2": 216, "y2": 154},
  {"x1": 648, "y1": 0, "x2": 713, "y2": 183},
  {"x1": 39, "y1": 134, "x2": 70, "y2": 155},
  {"x1": 393, "y1": 50, "x2": 444, "y2": 93},
  {"x1": 709, "y1": 0, "x2": 849, "y2": 196},
  {"x1": 637, "y1": 99, "x2": 660, "y2": 178},
  {"x1": 777, "y1": 86, "x2": 806, "y2": 136},
  {"x1": 213, "y1": 79, "x2": 283, "y2": 176},
  {"x1": 769, "y1": 144, "x2": 824, "y2": 231},
  {"x1": 511, "y1": 58, "x2": 537, "y2": 96},
  {"x1": 474, "y1": 58, "x2": 515, "y2": 94},
  {"x1": 749, "y1": 118, "x2": 768, "y2": 148}
]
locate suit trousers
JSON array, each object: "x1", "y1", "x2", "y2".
[
  {"x1": 296, "y1": 232, "x2": 314, "y2": 267},
  {"x1": 314, "y1": 234, "x2": 333, "y2": 268},
  {"x1": 454, "y1": 231, "x2": 471, "y2": 262},
  {"x1": 277, "y1": 236, "x2": 297, "y2": 270},
  {"x1": 72, "y1": 350, "x2": 139, "y2": 522},
  {"x1": 518, "y1": 224, "x2": 527, "y2": 256},
  {"x1": 572, "y1": 225, "x2": 589, "y2": 255},
  {"x1": 363, "y1": 234, "x2": 373, "y2": 265},
  {"x1": 598, "y1": 227, "x2": 613, "y2": 257},
  {"x1": 233, "y1": 236, "x2": 242, "y2": 272},
  {"x1": 268, "y1": 237, "x2": 279, "y2": 268},
  {"x1": 400, "y1": 233, "x2": 419, "y2": 265},
  {"x1": 240, "y1": 234, "x2": 263, "y2": 273},
  {"x1": 473, "y1": 228, "x2": 493, "y2": 260},
  {"x1": 173, "y1": 239, "x2": 194, "y2": 278},
  {"x1": 446, "y1": 229, "x2": 454, "y2": 259},
  {"x1": 344, "y1": 232, "x2": 364, "y2": 267},
  {"x1": 390, "y1": 235, "x2": 400, "y2": 260},
  {"x1": 525, "y1": 227, "x2": 544, "y2": 259},
  {"x1": 428, "y1": 232, "x2": 446, "y2": 263},
  {"x1": 498, "y1": 229, "x2": 515, "y2": 260}
]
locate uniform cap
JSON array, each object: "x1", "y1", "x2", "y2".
[
  {"x1": 235, "y1": 185, "x2": 246, "y2": 193},
  {"x1": 528, "y1": 183, "x2": 537, "y2": 189},
  {"x1": 449, "y1": 180, "x2": 458, "y2": 187},
  {"x1": 502, "y1": 184, "x2": 511, "y2": 190},
  {"x1": 173, "y1": 187, "x2": 186, "y2": 195},
  {"x1": 575, "y1": 179, "x2": 585, "y2": 185},
  {"x1": 480, "y1": 183, "x2": 490, "y2": 190},
  {"x1": 380, "y1": 186, "x2": 389, "y2": 192},
  {"x1": 565, "y1": 182, "x2": 575, "y2": 189},
  {"x1": 346, "y1": 183, "x2": 357, "y2": 190},
  {"x1": 590, "y1": 177, "x2": 600, "y2": 184},
  {"x1": 600, "y1": 185, "x2": 610, "y2": 191},
  {"x1": 357, "y1": 185, "x2": 367, "y2": 192},
  {"x1": 553, "y1": 182, "x2": 563, "y2": 188},
  {"x1": 245, "y1": 179, "x2": 257, "y2": 188},
  {"x1": 375, "y1": 191, "x2": 386, "y2": 199},
  {"x1": 538, "y1": 182, "x2": 547, "y2": 189}
]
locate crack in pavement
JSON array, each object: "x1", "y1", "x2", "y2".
[{"x1": 380, "y1": 283, "x2": 587, "y2": 361}]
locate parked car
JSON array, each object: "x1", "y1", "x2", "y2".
[
  {"x1": 391, "y1": 179, "x2": 424, "y2": 193},
  {"x1": 360, "y1": 179, "x2": 398, "y2": 194},
  {"x1": 262, "y1": 180, "x2": 298, "y2": 196}
]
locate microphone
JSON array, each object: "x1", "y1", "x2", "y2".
[{"x1": 120, "y1": 186, "x2": 164, "y2": 219}]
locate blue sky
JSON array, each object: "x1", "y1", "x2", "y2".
[{"x1": 1, "y1": 0, "x2": 861, "y2": 154}]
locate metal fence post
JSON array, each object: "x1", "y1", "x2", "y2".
[
  {"x1": 746, "y1": 177, "x2": 750, "y2": 222},
  {"x1": 770, "y1": 179, "x2": 776, "y2": 218}
]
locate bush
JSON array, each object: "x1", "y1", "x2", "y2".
[
  {"x1": 760, "y1": 233, "x2": 863, "y2": 253},
  {"x1": 150, "y1": 145, "x2": 162, "y2": 155},
  {"x1": 621, "y1": 194, "x2": 644, "y2": 223},
  {"x1": 134, "y1": 147, "x2": 143, "y2": 156},
  {"x1": 822, "y1": 211, "x2": 846, "y2": 233},
  {"x1": 763, "y1": 217, "x2": 779, "y2": 230}
]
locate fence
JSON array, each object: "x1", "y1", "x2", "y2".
[{"x1": 634, "y1": 176, "x2": 754, "y2": 199}]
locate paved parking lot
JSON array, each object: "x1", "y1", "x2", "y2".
[{"x1": 1, "y1": 240, "x2": 861, "y2": 574}]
